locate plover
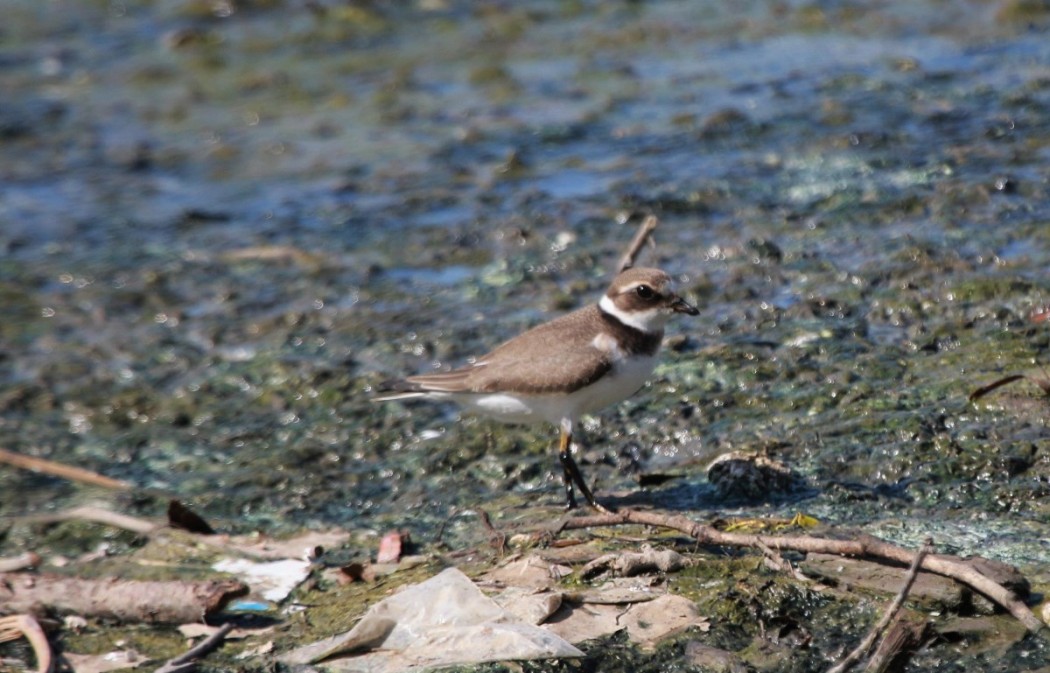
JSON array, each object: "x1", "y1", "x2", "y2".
[{"x1": 375, "y1": 266, "x2": 698, "y2": 511}]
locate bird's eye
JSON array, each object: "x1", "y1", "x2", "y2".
[{"x1": 635, "y1": 285, "x2": 655, "y2": 300}]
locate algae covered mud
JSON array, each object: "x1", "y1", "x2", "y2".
[{"x1": 2, "y1": 0, "x2": 1050, "y2": 670}]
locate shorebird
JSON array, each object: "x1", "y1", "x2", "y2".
[{"x1": 375, "y1": 267, "x2": 698, "y2": 511}]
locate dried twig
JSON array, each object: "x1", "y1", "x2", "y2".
[
  {"x1": 12, "y1": 505, "x2": 161, "y2": 535},
  {"x1": 475, "y1": 509, "x2": 507, "y2": 556},
  {"x1": 0, "y1": 552, "x2": 40, "y2": 573},
  {"x1": 826, "y1": 539, "x2": 932, "y2": 673},
  {"x1": 154, "y1": 622, "x2": 235, "y2": 673},
  {"x1": 545, "y1": 509, "x2": 1042, "y2": 632},
  {"x1": 5, "y1": 505, "x2": 352, "y2": 561},
  {"x1": 0, "y1": 448, "x2": 132, "y2": 490},
  {"x1": 579, "y1": 545, "x2": 684, "y2": 579},
  {"x1": 0, "y1": 614, "x2": 52, "y2": 673},
  {"x1": 756, "y1": 540, "x2": 810, "y2": 583},
  {"x1": 617, "y1": 215, "x2": 659, "y2": 273},
  {"x1": 969, "y1": 373, "x2": 1050, "y2": 401}
]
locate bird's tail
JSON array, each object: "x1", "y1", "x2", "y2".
[{"x1": 371, "y1": 377, "x2": 430, "y2": 403}]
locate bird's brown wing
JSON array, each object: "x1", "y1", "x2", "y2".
[{"x1": 405, "y1": 305, "x2": 612, "y2": 395}]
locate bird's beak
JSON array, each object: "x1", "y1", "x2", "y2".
[{"x1": 669, "y1": 295, "x2": 699, "y2": 315}]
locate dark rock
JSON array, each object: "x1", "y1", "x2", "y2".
[
  {"x1": 684, "y1": 641, "x2": 752, "y2": 673},
  {"x1": 800, "y1": 553, "x2": 964, "y2": 611}
]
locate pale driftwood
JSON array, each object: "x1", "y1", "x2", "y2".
[
  {"x1": 154, "y1": 622, "x2": 235, "y2": 673},
  {"x1": 0, "y1": 614, "x2": 52, "y2": 673},
  {"x1": 24, "y1": 505, "x2": 162, "y2": 535},
  {"x1": 0, "y1": 448, "x2": 132, "y2": 490},
  {"x1": 7, "y1": 505, "x2": 352, "y2": 561},
  {"x1": 826, "y1": 540, "x2": 931, "y2": 673},
  {"x1": 579, "y1": 545, "x2": 684, "y2": 579},
  {"x1": 0, "y1": 574, "x2": 247, "y2": 624},
  {"x1": 616, "y1": 215, "x2": 659, "y2": 273},
  {"x1": 548, "y1": 509, "x2": 1042, "y2": 632},
  {"x1": 0, "y1": 553, "x2": 40, "y2": 573}
]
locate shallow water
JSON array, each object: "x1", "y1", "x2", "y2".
[{"x1": 2, "y1": 0, "x2": 1050, "y2": 669}]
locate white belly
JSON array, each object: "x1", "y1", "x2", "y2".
[{"x1": 455, "y1": 354, "x2": 658, "y2": 426}]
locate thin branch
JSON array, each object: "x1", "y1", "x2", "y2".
[
  {"x1": 0, "y1": 615, "x2": 52, "y2": 673},
  {"x1": 154, "y1": 622, "x2": 235, "y2": 673},
  {"x1": 0, "y1": 553, "x2": 40, "y2": 573},
  {"x1": 5, "y1": 505, "x2": 350, "y2": 561},
  {"x1": 756, "y1": 540, "x2": 810, "y2": 583},
  {"x1": 545, "y1": 509, "x2": 1042, "y2": 632},
  {"x1": 617, "y1": 215, "x2": 659, "y2": 273},
  {"x1": 13, "y1": 505, "x2": 161, "y2": 535},
  {"x1": 826, "y1": 538, "x2": 932, "y2": 673},
  {"x1": 475, "y1": 509, "x2": 507, "y2": 556},
  {"x1": 0, "y1": 447, "x2": 132, "y2": 490},
  {"x1": 968, "y1": 375, "x2": 1027, "y2": 401}
]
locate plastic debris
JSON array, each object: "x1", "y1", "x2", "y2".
[
  {"x1": 212, "y1": 557, "x2": 311, "y2": 603},
  {"x1": 281, "y1": 567, "x2": 583, "y2": 671}
]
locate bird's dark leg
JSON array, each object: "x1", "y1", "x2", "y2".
[
  {"x1": 557, "y1": 422, "x2": 612, "y2": 513},
  {"x1": 558, "y1": 426, "x2": 578, "y2": 509}
]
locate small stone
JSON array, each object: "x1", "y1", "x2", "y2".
[
  {"x1": 707, "y1": 452, "x2": 803, "y2": 500},
  {"x1": 683, "y1": 642, "x2": 749, "y2": 673},
  {"x1": 800, "y1": 553, "x2": 963, "y2": 610},
  {"x1": 377, "y1": 530, "x2": 410, "y2": 564}
]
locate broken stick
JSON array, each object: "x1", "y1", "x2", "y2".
[
  {"x1": 547, "y1": 509, "x2": 1042, "y2": 632},
  {"x1": 0, "y1": 553, "x2": 40, "y2": 573},
  {"x1": 617, "y1": 215, "x2": 658, "y2": 273},
  {"x1": 0, "y1": 447, "x2": 132, "y2": 490},
  {"x1": 154, "y1": 622, "x2": 236, "y2": 673},
  {"x1": 0, "y1": 614, "x2": 51, "y2": 673},
  {"x1": 16, "y1": 505, "x2": 162, "y2": 535},
  {"x1": 825, "y1": 539, "x2": 932, "y2": 673}
]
